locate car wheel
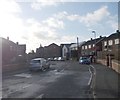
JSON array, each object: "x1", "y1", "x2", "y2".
[
  {"x1": 29, "y1": 69, "x2": 32, "y2": 72},
  {"x1": 41, "y1": 66, "x2": 46, "y2": 71}
]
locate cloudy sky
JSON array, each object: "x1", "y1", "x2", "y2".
[{"x1": 0, "y1": 0, "x2": 119, "y2": 53}]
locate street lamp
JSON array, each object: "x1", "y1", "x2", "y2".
[{"x1": 92, "y1": 31, "x2": 97, "y2": 62}]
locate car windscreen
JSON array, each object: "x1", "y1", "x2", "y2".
[
  {"x1": 31, "y1": 60, "x2": 41, "y2": 63},
  {"x1": 80, "y1": 57, "x2": 88, "y2": 60}
]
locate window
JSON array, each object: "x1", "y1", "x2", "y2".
[
  {"x1": 108, "y1": 40, "x2": 113, "y2": 45},
  {"x1": 10, "y1": 46, "x2": 13, "y2": 51},
  {"x1": 115, "y1": 39, "x2": 119, "y2": 44},
  {"x1": 82, "y1": 46, "x2": 84, "y2": 50},
  {"x1": 88, "y1": 45, "x2": 91, "y2": 49},
  {"x1": 104, "y1": 41, "x2": 107, "y2": 46},
  {"x1": 85, "y1": 45, "x2": 87, "y2": 49}
]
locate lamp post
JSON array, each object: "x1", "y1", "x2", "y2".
[{"x1": 92, "y1": 31, "x2": 96, "y2": 62}]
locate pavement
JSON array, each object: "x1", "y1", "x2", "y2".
[{"x1": 91, "y1": 63, "x2": 120, "y2": 99}]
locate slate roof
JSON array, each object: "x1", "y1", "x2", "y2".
[
  {"x1": 82, "y1": 36, "x2": 105, "y2": 46},
  {"x1": 103, "y1": 31, "x2": 120, "y2": 41}
]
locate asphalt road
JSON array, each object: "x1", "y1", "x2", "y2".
[
  {"x1": 2, "y1": 61, "x2": 119, "y2": 99},
  {"x1": 2, "y1": 61, "x2": 91, "y2": 99}
]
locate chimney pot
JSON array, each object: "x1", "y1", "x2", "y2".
[
  {"x1": 116, "y1": 30, "x2": 120, "y2": 33},
  {"x1": 100, "y1": 35, "x2": 102, "y2": 38},
  {"x1": 7, "y1": 37, "x2": 9, "y2": 40},
  {"x1": 16, "y1": 42, "x2": 19, "y2": 45}
]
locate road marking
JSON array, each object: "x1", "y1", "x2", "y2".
[
  {"x1": 34, "y1": 94, "x2": 44, "y2": 99},
  {"x1": 3, "y1": 84, "x2": 32, "y2": 98},
  {"x1": 88, "y1": 65, "x2": 93, "y2": 86},
  {"x1": 89, "y1": 65, "x2": 97, "y2": 100},
  {"x1": 14, "y1": 73, "x2": 32, "y2": 78}
]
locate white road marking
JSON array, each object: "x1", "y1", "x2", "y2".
[
  {"x1": 88, "y1": 65, "x2": 93, "y2": 86},
  {"x1": 35, "y1": 94, "x2": 44, "y2": 99},
  {"x1": 88, "y1": 65, "x2": 97, "y2": 100},
  {"x1": 3, "y1": 84, "x2": 32, "y2": 98},
  {"x1": 14, "y1": 73, "x2": 32, "y2": 78}
]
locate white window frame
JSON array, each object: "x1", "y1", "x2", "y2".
[
  {"x1": 104, "y1": 41, "x2": 107, "y2": 46},
  {"x1": 82, "y1": 46, "x2": 84, "y2": 50},
  {"x1": 85, "y1": 45, "x2": 87, "y2": 49},
  {"x1": 115, "y1": 39, "x2": 119, "y2": 44},
  {"x1": 108, "y1": 40, "x2": 113, "y2": 45},
  {"x1": 88, "y1": 45, "x2": 91, "y2": 49}
]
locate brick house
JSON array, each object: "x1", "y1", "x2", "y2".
[
  {"x1": 1, "y1": 37, "x2": 26, "y2": 65},
  {"x1": 81, "y1": 36, "x2": 105, "y2": 57},
  {"x1": 101, "y1": 30, "x2": 120, "y2": 61},
  {"x1": 36, "y1": 43, "x2": 61, "y2": 59}
]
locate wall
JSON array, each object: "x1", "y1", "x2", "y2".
[
  {"x1": 112, "y1": 60, "x2": 120, "y2": 74},
  {"x1": 97, "y1": 59, "x2": 120, "y2": 74},
  {"x1": 2, "y1": 63, "x2": 28, "y2": 73}
]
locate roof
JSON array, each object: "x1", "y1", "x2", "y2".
[
  {"x1": 61, "y1": 44, "x2": 71, "y2": 49},
  {"x1": 104, "y1": 32, "x2": 120, "y2": 41},
  {"x1": 82, "y1": 36, "x2": 105, "y2": 46},
  {"x1": 48, "y1": 43, "x2": 59, "y2": 47},
  {"x1": 70, "y1": 41, "x2": 85, "y2": 48}
]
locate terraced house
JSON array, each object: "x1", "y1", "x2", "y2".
[
  {"x1": 101, "y1": 30, "x2": 120, "y2": 60},
  {"x1": 97, "y1": 30, "x2": 120, "y2": 70},
  {"x1": 81, "y1": 36, "x2": 105, "y2": 57}
]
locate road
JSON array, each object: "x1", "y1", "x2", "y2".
[
  {"x1": 2, "y1": 61, "x2": 119, "y2": 99},
  {"x1": 2, "y1": 61, "x2": 91, "y2": 99}
]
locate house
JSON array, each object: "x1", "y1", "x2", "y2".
[
  {"x1": 1, "y1": 37, "x2": 26, "y2": 65},
  {"x1": 81, "y1": 36, "x2": 106, "y2": 57},
  {"x1": 36, "y1": 43, "x2": 61, "y2": 59},
  {"x1": 101, "y1": 30, "x2": 120, "y2": 60},
  {"x1": 60, "y1": 44, "x2": 71, "y2": 60},
  {"x1": 70, "y1": 42, "x2": 85, "y2": 59}
]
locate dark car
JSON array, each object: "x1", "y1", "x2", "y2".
[{"x1": 79, "y1": 57, "x2": 90, "y2": 64}]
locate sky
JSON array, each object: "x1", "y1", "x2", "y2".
[{"x1": 0, "y1": 0, "x2": 119, "y2": 53}]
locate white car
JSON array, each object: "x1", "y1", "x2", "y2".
[{"x1": 29, "y1": 58, "x2": 50, "y2": 71}]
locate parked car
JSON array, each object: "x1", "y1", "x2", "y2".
[
  {"x1": 79, "y1": 56, "x2": 90, "y2": 64},
  {"x1": 58, "y1": 57, "x2": 65, "y2": 61},
  {"x1": 54, "y1": 57, "x2": 58, "y2": 61},
  {"x1": 29, "y1": 58, "x2": 50, "y2": 71}
]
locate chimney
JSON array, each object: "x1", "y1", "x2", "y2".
[
  {"x1": 16, "y1": 42, "x2": 19, "y2": 45},
  {"x1": 116, "y1": 30, "x2": 120, "y2": 33},
  {"x1": 7, "y1": 37, "x2": 9, "y2": 40},
  {"x1": 100, "y1": 35, "x2": 102, "y2": 38}
]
